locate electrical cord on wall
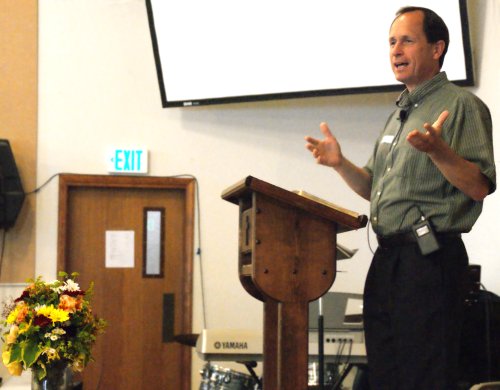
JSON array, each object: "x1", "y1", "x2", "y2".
[
  {"x1": 168, "y1": 174, "x2": 207, "y2": 329},
  {"x1": 24, "y1": 172, "x2": 67, "y2": 195},
  {"x1": 0, "y1": 172, "x2": 63, "y2": 275}
]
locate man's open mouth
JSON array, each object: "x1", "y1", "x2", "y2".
[{"x1": 395, "y1": 62, "x2": 409, "y2": 69}]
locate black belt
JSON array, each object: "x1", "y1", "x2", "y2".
[{"x1": 377, "y1": 231, "x2": 461, "y2": 248}]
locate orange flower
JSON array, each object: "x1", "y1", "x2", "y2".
[
  {"x1": 58, "y1": 294, "x2": 82, "y2": 313},
  {"x1": 15, "y1": 303, "x2": 29, "y2": 324},
  {"x1": 77, "y1": 295, "x2": 84, "y2": 309}
]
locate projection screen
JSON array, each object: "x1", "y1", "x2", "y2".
[{"x1": 146, "y1": 0, "x2": 473, "y2": 108}]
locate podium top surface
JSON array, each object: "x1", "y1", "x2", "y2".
[{"x1": 222, "y1": 176, "x2": 368, "y2": 233}]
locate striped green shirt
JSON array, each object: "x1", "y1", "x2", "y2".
[{"x1": 364, "y1": 72, "x2": 496, "y2": 236}]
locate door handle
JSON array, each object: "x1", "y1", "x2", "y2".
[{"x1": 162, "y1": 293, "x2": 175, "y2": 343}]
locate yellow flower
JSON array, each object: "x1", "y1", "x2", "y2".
[
  {"x1": 18, "y1": 320, "x2": 32, "y2": 335},
  {"x1": 42, "y1": 348, "x2": 59, "y2": 362},
  {"x1": 6, "y1": 309, "x2": 18, "y2": 324},
  {"x1": 6, "y1": 302, "x2": 28, "y2": 325},
  {"x1": 5, "y1": 325, "x2": 19, "y2": 344},
  {"x1": 6, "y1": 361, "x2": 23, "y2": 376},
  {"x1": 71, "y1": 354, "x2": 86, "y2": 372},
  {"x1": 2, "y1": 349, "x2": 11, "y2": 366},
  {"x1": 36, "y1": 305, "x2": 70, "y2": 324},
  {"x1": 1, "y1": 349, "x2": 22, "y2": 375}
]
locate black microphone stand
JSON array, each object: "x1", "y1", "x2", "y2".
[{"x1": 237, "y1": 361, "x2": 262, "y2": 389}]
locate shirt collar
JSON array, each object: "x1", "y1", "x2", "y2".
[{"x1": 396, "y1": 71, "x2": 449, "y2": 109}]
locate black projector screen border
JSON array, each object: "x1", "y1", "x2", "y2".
[{"x1": 146, "y1": 0, "x2": 473, "y2": 108}]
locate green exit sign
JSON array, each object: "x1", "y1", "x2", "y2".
[{"x1": 108, "y1": 148, "x2": 148, "y2": 174}]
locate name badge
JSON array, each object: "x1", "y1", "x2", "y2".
[{"x1": 381, "y1": 135, "x2": 395, "y2": 144}]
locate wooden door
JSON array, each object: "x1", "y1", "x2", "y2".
[{"x1": 57, "y1": 174, "x2": 194, "y2": 390}]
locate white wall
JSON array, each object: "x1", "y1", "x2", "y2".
[{"x1": 36, "y1": 0, "x2": 499, "y2": 387}]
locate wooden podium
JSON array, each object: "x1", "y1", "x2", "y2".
[{"x1": 222, "y1": 177, "x2": 367, "y2": 389}]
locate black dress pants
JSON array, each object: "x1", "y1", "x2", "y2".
[{"x1": 363, "y1": 237, "x2": 468, "y2": 390}]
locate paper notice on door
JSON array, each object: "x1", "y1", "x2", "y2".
[{"x1": 105, "y1": 230, "x2": 135, "y2": 268}]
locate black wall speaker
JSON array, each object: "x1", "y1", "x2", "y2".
[{"x1": 0, "y1": 139, "x2": 25, "y2": 230}]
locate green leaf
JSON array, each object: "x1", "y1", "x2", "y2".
[
  {"x1": 22, "y1": 340, "x2": 42, "y2": 367},
  {"x1": 9, "y1": 343, "x2": 23, "y2": 363}
]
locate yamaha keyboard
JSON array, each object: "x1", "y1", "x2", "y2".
[{"x1": 196, "y1": 328, "x2": 367, "y2": 364}]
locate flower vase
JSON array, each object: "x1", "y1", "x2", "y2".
[{"x1": 31, "y1": 364, "x2": 73, "y2": 390}]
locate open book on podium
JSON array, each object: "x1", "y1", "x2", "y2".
[{"x1": 222, "y1": 176, "x2": 368, "y2": 233}]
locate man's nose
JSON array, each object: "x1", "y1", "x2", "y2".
[{"x1": 391, "y1": 41, "x2": 403, "y2": 56}]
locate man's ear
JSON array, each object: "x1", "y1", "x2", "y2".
[{"x1": 433, "y1": 40, "x2": 446, "y2": 60}]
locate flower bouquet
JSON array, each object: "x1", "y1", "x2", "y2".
[{"x1": 1, "y1": 272, "x2": 106, "y2": 382}]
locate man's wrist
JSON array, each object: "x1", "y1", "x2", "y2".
[{"x1": 332, "y1": 156, "x2": 345, "y2": 172}]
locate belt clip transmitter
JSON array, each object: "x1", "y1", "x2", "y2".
[{"x1": 412, "y1": 216, "x2": 440, "y2": 255}]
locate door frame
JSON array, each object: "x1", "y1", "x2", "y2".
[{"x1": 57, "y1": 173, "x2": 195, "y2": 389}]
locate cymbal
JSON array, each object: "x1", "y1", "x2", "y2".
[{"x1": 173, "y1": 333, "x2": 199, "y2": 347}]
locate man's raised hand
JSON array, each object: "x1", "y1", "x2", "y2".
[
  {"x1": 407, "y1": 110, "x2": 449, "y2": 154},
  {"x1": 305, "y1": 122, "x2": 343, "y2": 168}
]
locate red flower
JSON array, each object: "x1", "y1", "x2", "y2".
[
  {"x1": 14, "y1": 290, "x2": 30, "y2": 303},
  {"x1": 64, "y1": 290, "x2": 85, "y2": 298},
  {"x1": 34, "y1": 315, "x2": 52, "y2": 327}
]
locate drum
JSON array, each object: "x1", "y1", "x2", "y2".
[{"x1": 199, "y1": 363, "x2": 258, "y2": 390}]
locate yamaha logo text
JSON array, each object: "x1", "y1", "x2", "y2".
[{"x1": 213, "y1": 341, "x2": 249, "y2": 350}]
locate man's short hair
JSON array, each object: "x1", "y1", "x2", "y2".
[{"x1": 395, "y1": 6, "x2": 449, "y2": 68}]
